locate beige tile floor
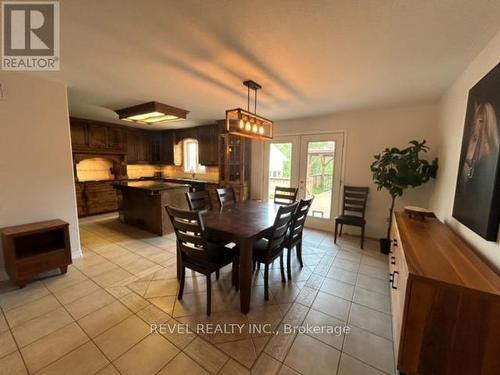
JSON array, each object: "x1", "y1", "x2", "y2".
[{"x1": 0, "y1": 214, "x2": 394, "y2": 375}]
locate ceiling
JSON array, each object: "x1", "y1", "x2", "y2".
[{"x1": 37, "y1": 0, "x2": 500, "y2": 129}]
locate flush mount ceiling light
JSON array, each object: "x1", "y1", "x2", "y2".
[
  {"x1": 226, "y1": 80, "x2": 273, "y2": 140},
  {"x1": 115, "y1": 101, "x2": 189, "y2": 125}
]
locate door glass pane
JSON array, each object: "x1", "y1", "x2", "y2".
[
  {"x1": 268, "y1": 143, "x2": 292, "y2": 200},
  {"x1": 306, "y1": 141, "x2": 335, "y2": 219}
]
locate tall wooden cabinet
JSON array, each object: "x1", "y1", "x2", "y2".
[
  {"x1": 219, "y1": 133, "x2": 250, "y2": 201},
  {"x1": 390, "y1": 212, "x2": 500, "y2": 375}
]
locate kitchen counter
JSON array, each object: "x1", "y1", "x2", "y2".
[
  {"x1": 113, "y1": 181, "x2": 189, "y2": 236},
  {"x1": 113, "y1": 180, "x2": 189, "y2": 193}
]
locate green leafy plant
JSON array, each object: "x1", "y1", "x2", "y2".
[{"x1": 370, "y1": 140, "x2": 438, "y2": 239}]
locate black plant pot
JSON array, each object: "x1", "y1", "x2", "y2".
[{"x1": 379, "y1": 238, "x2": 391, "y2": 255}]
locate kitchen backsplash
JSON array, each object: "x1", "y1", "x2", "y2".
[
  {"x1": 127, "y1": 164, "x2": 219, "y2": 182},
  {"x1": 126, "y1": 164, "x2": 160, "y2": 179},
  {"x1": 162, "y1": 165, "x2": 219, "y2": 182},
  {"x1": 76, "y1": 158, "x2": 114, "y2": 181}
]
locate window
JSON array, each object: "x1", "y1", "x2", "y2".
[{"x1": 183, "y1": 139, "x2": 206, "y2": 173}]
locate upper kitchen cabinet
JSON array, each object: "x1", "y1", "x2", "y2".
[
  {"x1": 88, "y1": 124, "x2": 107, "y2": 148},
  {"x1": 198, "y1": 124, "x2": 221, "y2": 166},
  {"x1": 70, "y1": 119, "x2": 88, "y2": 147},
  {"x1": 69, "y1": 117, "x2": 125, "y2": 153},
  {"x1": 160, "y1": 131, "x2": 174, "y2": 164},
  {"x1": 107, "y1": 126, "x2": 125, "y2": 150},
  {"x1": 125, "y1": 128, "x2": 151, "y2": 163}
]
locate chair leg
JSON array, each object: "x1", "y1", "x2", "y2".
[
  {"x1": 233, "y1": 259, "x2": 239, "y2": 291},
  {"x1": 339, "y1": 224, "x2": 343, "y2": 237},
  {"x1": 280, "y1": 254, "x2": 286, "y2": 283},
  {"x1": 296, "y1": 241, "x2": 303, "y2": 268},
  {"x1": 215, "y1": 269, "x2": 220, "y2": 280},
  {"x1": 334, "y1": 222, "x2": 338, "y2": 244},
  {"x1": 264, "y1": 264, "x2": 269, "y2": 301},
  {"x1": 178, "y1": 266, "x2": 185, "y2": 300},
  {"x1": 206, "y1": 274, "x2": 212, "y2": 316},
  {"x1": 360, "y1": 225, "x2": 365, "y2": 249},
  {"x1": 287, "y1": 247, "x2": 292, "y2": 281}
]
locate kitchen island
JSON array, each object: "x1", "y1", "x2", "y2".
[{"x1": 113, "y1": 181, "x2": 189, "y2": 235}]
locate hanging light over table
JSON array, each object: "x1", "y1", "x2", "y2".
[{"x1": 226, "y1": 80, "x2": 273, "y2": 140}]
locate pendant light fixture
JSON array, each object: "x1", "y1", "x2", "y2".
[{"x1": 226, "y1": 80, "x2": 273, "y2": 140}]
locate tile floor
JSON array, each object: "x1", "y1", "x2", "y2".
[{"x1": 0, "y1": 214, "x2": 395, "y2": 375}]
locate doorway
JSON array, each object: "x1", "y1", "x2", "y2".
[{"x1": 264, "y1": 133, "x2": 344, "y2": 231}]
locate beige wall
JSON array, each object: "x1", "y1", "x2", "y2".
[
  {"x1": 430, "y1": 30, "x2": 500, "y2": 271},
  {"x1": 251, "y1": 102, "x2": 439, "y2": 238},
  {"x1": 0, "y1": 73, "x2": 81, "y2": 279}
]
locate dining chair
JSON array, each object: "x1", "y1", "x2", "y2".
[
  {"x1": 216, "y1": 187, "x2": 237, "y2": 208},
  {"x1": 166, "y1": 206, "x2": 239, "y2": 315},
  {"x1": 186, "y1": 190, "x2": 212, "y2": 211},
  {"x1": 274, "y1": 186, "x2": 298, "y2": 205},
  {"x1": 334, "y1": 186, "x2": 369, "y2": 249},
  {"x1": 253, "y1": 202, "x2": 299, "y2": 300},
  {"x1": 285, "y1": 197, "x2": 314, "y2": 281}
]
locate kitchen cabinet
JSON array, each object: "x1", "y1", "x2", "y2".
[
  {"x1": 198, "y1": 124, "x2": 220, "y2": 166},
  {"x1": 70, "y1": 117, "x2": 223, "y2": 167},
  {"x1": 70, "y1": 120, "x2": 88, "y2": 147},
  {"x1": 126, "y1": 129, "x2": 151, "y2": 163},
  {"x1": 76, "y1": 181, "x2": 121, "y2": 217},
  {"x1": 88, "y1": 125, "x2": 108, "y2": 149},
  {"x1": 107, "y1": 127, "x2": 124, "y2": 150},
  {"x1": 161, "y1": 131, "x2": 174, "y2": 164},
  {"x1": 70, "y1": 118, "x2": 125, "y2": 153}
]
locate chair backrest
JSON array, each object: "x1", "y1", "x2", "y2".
[
  {"x1": 289, "y1": 197, "x2": 314, "y2": 244},
  {"x1": 166, "y1": 206, "x2": 209, "y2": 264},
  {"x1": 342, "y1": 186, "x2": 369, "y2": 218},
  {"x1": 266, "y1": 202, "x2": 299, "y2": 256},
  {"x1": 216, "y1": 187, "x2": 236, "y2": 208},
  {"x1": 274, "y1": 186, "x2": 298, "y2": 205},
  {"x1": 186, "y1": 191, "x2": 211, "y2": 211}
]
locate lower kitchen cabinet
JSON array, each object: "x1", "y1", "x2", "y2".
[{"x1": 75, "y1": 181, "x2": 121, "y2": 217}]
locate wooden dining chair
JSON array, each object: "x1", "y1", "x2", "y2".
[
  {"x1": 166, "y1": 206, "x2": 239, "y2": 315},
  {"x1": 186, "y1": 190, "x2": 212, "y2": 211},
  {"x1": 216, "y1": 187, "x2": 236, "y2": 208},
  {"x1": 274, "y1": 186, "x2": 298, "y2": 205},
  {"x1": 253, "y1": 202, "x2": 299, "y2": 300},
  {"x1": 285, "y1": 197, "x2": 314, "y2": 281},
  {"x1": 334, "y1": 186, "x2": 369, "y2": 249}
]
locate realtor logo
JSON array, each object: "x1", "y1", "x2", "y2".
[{"x1": 1, "y1": 1, "x2": 59, "y2": 70}]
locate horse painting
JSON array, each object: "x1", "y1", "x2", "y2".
[{"x1": 453, "y1": 63, "x2": 500, "y2": 241}]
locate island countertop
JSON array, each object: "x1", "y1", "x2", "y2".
[{"x1": 113, "y1": 181, "x2": 189, "y2": 193}]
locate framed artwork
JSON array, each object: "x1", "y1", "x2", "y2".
[{"x1": 453, "y1": 63, "x2": 500, "y2": 241}]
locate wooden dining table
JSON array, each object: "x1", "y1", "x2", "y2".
[{"x1": 198, "y1": 200, "x2": 281, "y2": 313}]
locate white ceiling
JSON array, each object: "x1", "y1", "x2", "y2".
[{"x1": 37, "y1": 0, "x2": 500, "y2": 129}]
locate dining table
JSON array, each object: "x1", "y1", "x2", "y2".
[{"x1": 177, "y1": 200, "x2": 281, "y2": 314}]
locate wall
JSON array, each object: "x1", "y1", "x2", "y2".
[
  {"x1": 0, "y1": 73, "x2": 81, "y2": 279},
  {"x1": 430, "y1": 30, "x2": 500, "y2": 271},
  {"x1": 251, "y1": 102, "x2": 439, "y2": 238}
]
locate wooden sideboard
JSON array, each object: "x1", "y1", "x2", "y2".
[{"x1": 390, "y1": 212, "x2": 500, "y2": 375}]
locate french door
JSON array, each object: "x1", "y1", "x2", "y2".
[{"x1": 264, "y1": 133, "x2": 344, "y2": 231}]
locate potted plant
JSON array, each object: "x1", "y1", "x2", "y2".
[{"x1": 370, "y1": 140, "x2": 438, "y2": 254}]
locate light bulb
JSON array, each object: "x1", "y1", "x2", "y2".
[
  {"x1": 238, "y1": 119, "x2": 244, "y2": 129},
  {"x1": 252, "y1": 124, "x2": 258, "y2": 133},
  {"x1": 259, "y1": 126, "x2": 264, "y2": 134},
  {"x1": 245, "y1": 122, "x2": 251, "y2": 131}
]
